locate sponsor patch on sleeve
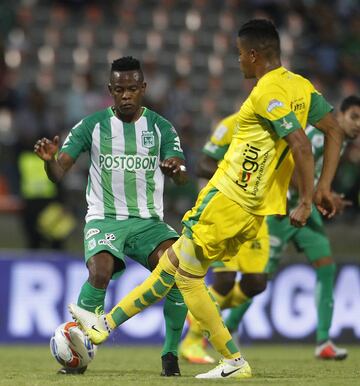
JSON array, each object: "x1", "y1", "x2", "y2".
[{"x1": 267, "y1": 99, "x2": 284, "y2": 112}]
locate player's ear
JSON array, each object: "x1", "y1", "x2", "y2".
[
  {"x1": 250, "y1": 49, "x2": 257, "y2": 63},
  {"x1": 141, "y1": 82, "x2": 147, "y2": 94},
  {"x1": 108, "y1": 83, "x2": 113, "y2": 95}
]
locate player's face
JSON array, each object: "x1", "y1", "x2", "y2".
[
  {"x1": 340, "y1": 105, "x2": 360, "y2": 139},
  {"x1": 237, "y1": 37, "x2": 256, "y2": 79},
  {"x1": 109, "y1": 70, "x2": 146, "y2": 116}
]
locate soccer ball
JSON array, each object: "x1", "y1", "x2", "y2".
[{"x1": 50, "y1": 321, "x2": 97, "y2": 369}]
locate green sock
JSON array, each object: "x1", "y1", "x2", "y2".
[
  {"x1": 225, "y1": 299, "x2": 253, "y2": 332},
  {"x1": 77, "y1": 281, "x2": 106, "y2": 313},
  {"x1": 161, "y1": 287, "x2": 188, "y2": 356},
  {"x1": 315, "y1": 264, "x2": 336, "y2": 343}
]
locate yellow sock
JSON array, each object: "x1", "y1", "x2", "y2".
[
  {"x1": 229, "y1": 282, "x2": 250, "y2": 308},
  {"x1": 183, "y1": 286, "x2": 234, "y2": 345},
  {"x1": 187, "y1": 312, "x2": 202, "y2": 337},
  {"x1": 175, "y1": 271, "x2": 240, "y2": 359},
  {"x1": 106, "y1": 250, "x2": 176, "y2": 329},
  {"x1": 181, "y1": 311, "x2": 203, "y2": 347},
  {"x1": 209, "y1": 285, "x2": 233, "y2": 310}
]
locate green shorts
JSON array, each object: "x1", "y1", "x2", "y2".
[
  {"x1": 84, "y1": 217, "x2": 179, "y2": 279},
  {"x1": 267, "y1": 205, "x2": 331, "y2": 272}
]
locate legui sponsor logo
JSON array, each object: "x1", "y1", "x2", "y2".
[
  {"x1": 99, "y1": 154, "x2": 158, "y2": 171},
  {"x1": 236, "y1": 144, "x2": 261, "y2": 191}
]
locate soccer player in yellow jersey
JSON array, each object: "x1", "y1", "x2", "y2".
[
  {"x1": 69, "y1": 19, "x2": 343, "y2": 379},
  {"x1": 180, "y1": 113, "x2": 270, "y2": 364}
]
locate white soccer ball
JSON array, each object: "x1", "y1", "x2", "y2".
[{"x1": 50, "y1": 321, "x2": 97, "y2": 369}]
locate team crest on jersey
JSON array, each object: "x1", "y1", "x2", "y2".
[{"x1": 142, "y1": 131, "x2": 155, "y2": 148}]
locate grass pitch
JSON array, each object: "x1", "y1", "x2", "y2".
[{"x1": 1, "y1": 344, "x2": 359, "y2": 386}]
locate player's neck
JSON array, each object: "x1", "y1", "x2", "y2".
[
  {"x1": 112, "y1": 106, "x2": 144, "y2": 123},
  {"x1": 256, "y1": 60, "x2": 282, "y2": 80}
]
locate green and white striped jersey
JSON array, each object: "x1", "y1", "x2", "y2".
[{"x1": 61, "y1": 107, "x2": 184, "y2": 222}]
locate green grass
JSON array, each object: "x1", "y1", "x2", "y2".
[{"x1": 1, "y1": 344, "x2": 359, "y2": 386}]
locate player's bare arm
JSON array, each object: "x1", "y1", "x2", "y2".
[
  {"x1": 160, "y1": 157, "x2": 188, "y2": 185},
  {"x1": 34, "y1": 135, "x2": 74, "y2": 183},
  {"x1": 331, "y1": 192, "x2": 352, "y2": 214},
  {"x1": 313, "y1": 112, "x2": 344, "y2": 218},
  {"x1": 197, "y1": 154, "x2": 218, "y2": 180},
  {"x1": 284, "y1": 128, "x2": 314, "y2": 227}
]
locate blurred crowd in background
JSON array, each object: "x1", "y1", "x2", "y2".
[{"x1": 0, "y1": 0, "x2": 359, "y2": 252}]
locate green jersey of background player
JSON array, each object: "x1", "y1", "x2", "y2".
[
  {"x1": 34, "y1": 56, "x2": 188, "y2": 376},
  {"x1": 226, "y1": 95, "x2": 360, "y2": 359}
]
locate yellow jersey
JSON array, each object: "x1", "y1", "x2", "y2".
[
  {"x1": 203, "y1": 113, "x2": 237, "y2": 160},
  {"x1": 210, "y1": 66, "x2": 332, "y2": 215}
]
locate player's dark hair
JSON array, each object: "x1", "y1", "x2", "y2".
[
  {"x1": 111, "y1": 56, "x2": 144, "y2": 81},
  {"x1": 238, "y1": 19, "x2": 280, "y2": 58},
  {"x1": 340, "y1": 95, "x2": 360, "y2": 112}
]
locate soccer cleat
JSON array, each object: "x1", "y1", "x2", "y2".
[
  {"x1": 160, "y1": 352, "x2": 181, "y2": 376},
  {"x1": 179, "y1": 339, "x2": 215, "y2": 364},
  {"x1": 68, "y1": 303, "x2": 110, "y2": 345},
  {"x1": 57, "y1": 366, "x2": 87, "y2": 375},
  {"x1": 315, "y1": 340, "x2": 348, "y2": 360},
  {"x1": 195, "y1": 357, "x2": 252, "y2": 379}
]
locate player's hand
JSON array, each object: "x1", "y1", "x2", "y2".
[
  {"x1": 34, "y1": 136, "x2": 60, "y2": 161},
  {"x1": 314, "y1": 187, "x2": 336, "y2": 218},
  {"x1": 289, "y1": 202, "x2": 312, "y2": 227},
  {"x1": 331, "y1": 192, "x2": 352, "y2": 214},
  {"x1": 160, "y1": 157, "x2": 183, "y2": 176}
]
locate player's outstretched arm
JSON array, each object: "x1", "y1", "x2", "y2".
[
  {"x1": 284, "y1": 128, "x2": 314, "y2": 227},
  {"x1": 160, "y1": 157, "x2": 188, "y2": 185},
  {"x1": 34, "y1": 136, "x2": 74, "y2": 183},
  {"x1": 196, "y1": 154, "x2": 218, "y2": 180},
  {"x1": 313, "y1": 112, "x2": 344, "y2": 218}
]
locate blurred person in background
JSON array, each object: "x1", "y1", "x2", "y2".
[
  {"x1": 14, "y1": 85, "x2": 74, "y2": 249},
  {"x1": 333, "y1": 96, "x2": 360, "y2": 218},
  {"x1": 65, "y1": 72, "x2": 107, "y2": 129},
  {"x1": 142, "y1": 53, "x2": 170, "y2": 114},
  {"x1": 34, "y1": 56, "x2": 188, "y2": 376}
]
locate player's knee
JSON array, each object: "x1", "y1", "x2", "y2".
[
  {"x1": 314, "y1": 259, "x2": 336, "y2": 277},
  {"x1": 87, "y1": 255, "x2": 114, "y2": 287},
  {"x1": 212, "y1": 271, "x2": 237, "y2": 296},
  {"x1": 240, "y1": 274, "x2": 268, "y2": 298}
]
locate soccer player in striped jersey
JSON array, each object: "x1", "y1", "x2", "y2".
[
  {"x1": 34, "y1": 56, "x2": 188, "y2": 376},
  {"x1": 68, "y1": 20, "x2": 343, "y2": 379}
]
